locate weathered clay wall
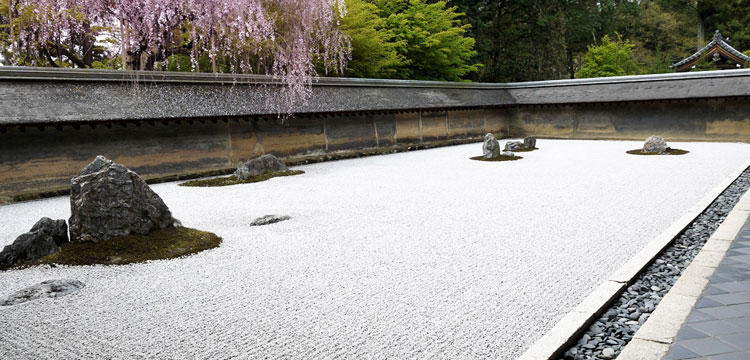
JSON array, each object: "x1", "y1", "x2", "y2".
[
  {"x1": 509, "y1": 98, "x2": 750, "y2": 141},
  {"x1": 0, "y1": 109, "x2": 509, "y2": 201},
  {"x1": 2, "y1": 68, "x2": 750, "y2": 202}
]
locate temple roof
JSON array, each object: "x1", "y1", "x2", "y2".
[{"x1": 671, "y1": 30, "x2": 750, "y2": 70}]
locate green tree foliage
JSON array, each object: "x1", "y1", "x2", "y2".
[
  {"x1": 631, "y1": 1, "x2": 694, "y2": 73},
  {"x1": 449, "y1": 0, "x2": 568, "y2": 82},
  {"x1": 577, "y1": 35, "x2": 645, "y2": 78},
  {"x1": 339, "y1": 0, "x2": 404, "y2": 78},
  {"x1": 697, "y1": 0, "x2": 750, "y2": 53},
  {"x1": 374, "y1": 0, "x2": 480, "y2": 81}
]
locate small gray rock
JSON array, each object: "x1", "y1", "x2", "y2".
[
  {"x1": 1, "y1": 279, "x2": 85, "y2": 306},
  {"x1": 639, "y1": 313, "x2": 650, "y2": 323},
  {"x1": 234, "y1": 154, "x2": 289, "y2": 180},
  {"x1": 0, "y1": 217, "x2": 68, "y2": 269},
  {"x1": 482, "y1": 133, "x2": 501, "y2": 159},
  {"x1": 642, "y1": 135, "x2": 669, "y2": 153},
  {"x1": 501, "y1": 151, "x2": 515, "y2": 157},
  {"x1": 250, "y1": 215, "x2": 291, "y2": 226},
  {"x1": 69, "y1": 156, "x2": 180, "y2": 243},
  {"x1": 601, "y1": 347, "x2": 616, "y2": 359},
  {"x1": 524, "y1": 136, "x2": 537, "y2": 149},
  {"x1": 504, "y1": 141, "x2": 525, "y2": 152}
]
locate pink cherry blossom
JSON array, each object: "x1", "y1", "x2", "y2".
[{"x1": 11, "y1": 0, "x2": 350, "y2": 115}]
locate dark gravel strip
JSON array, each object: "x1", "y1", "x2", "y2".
[{"x1": 560, "y1": 168, "x2": 750, "y2": 360}]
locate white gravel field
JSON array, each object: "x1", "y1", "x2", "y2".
[{"x1": 1, "y1": 139, "x2": 750, "y2": 359}]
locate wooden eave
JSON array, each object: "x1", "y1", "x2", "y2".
[{"x1": 676, "y1": 45, "x2": 748, "y2": 72}]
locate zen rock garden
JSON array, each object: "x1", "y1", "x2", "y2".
[
  {"x1": 3, "y1": 138, "x2": 750, "y2": 360},
  {"x1": 0, "y1": 154, "x2": 296, "y2": 274},
  {"x1": 0, "y1": 156, "x2": 223, "y2": 304},
  {"x1": 0, "y1": 156, "x2": 184, "y2": 270},
  {"x1": 0, "y1": 153, "x2": 298, "y2": 305}
]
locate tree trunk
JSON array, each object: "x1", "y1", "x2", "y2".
[
  {"x1": 82, "y1": 22, "x2": 94, "y2": 67},
  {"x1": 211, "y1": 34, "x2": 217, "y2": 73},
  {"x1": 8, "y1": 0, "x2": 14, "y2": 65},
  {"x1": 120, "y1": 21, "x2": 127, "y2": 70},
  {"x1": 697, "y1": 16, "x2": 705, "y2": 52},
  {"x1": 567, "y1": 47, "x2": 575, "y2": 79}
]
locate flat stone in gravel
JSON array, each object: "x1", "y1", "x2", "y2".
[
  {"x1": 250, "y1": 215, "x2": 291, "y2": 226},
  {"x1": 1, "y1": 280, "x2": 85, "y2": 306}
]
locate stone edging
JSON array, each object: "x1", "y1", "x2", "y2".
[
  {"x1": 616, "y1": 190, "x2": 750, "y2": 359},
  {"x1": 518, "y1": 158, "x2": 750, "y2": 360}
]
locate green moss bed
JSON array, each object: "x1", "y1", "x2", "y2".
[
  {"x1": 626, "y1": 149, "x2": 689, "y2": 156},
  {"x1": 11, "y1": 227, "x2": 222, "y2": 269},
  {"x1": 179, "y1": 170, "x2": 304, "y2": 187},
  {"x1": 470, "y1": 155, "x2": 523, "y2": 162}
]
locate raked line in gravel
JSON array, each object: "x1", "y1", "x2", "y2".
[{"x1": 1, "y1": 140, "x2": 750, "y2": 359}]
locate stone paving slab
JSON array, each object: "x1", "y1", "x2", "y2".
[{"x1": 665, "y1": 219, "x2": 750, "y2": 360}]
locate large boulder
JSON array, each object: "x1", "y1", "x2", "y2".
[
  {"x1": 234, "y1": 154, "x2": 289, "y2": 180},
  {"x1": 524, "y1": 136, "x2": 537, "y2": 149},
  {"x1": 642, "y1": 135, "x2": 669, "y2": 153},
  {"x1": 0, "y1": 217, "x2": 68, "y2": 269},
  {"x1": 69, "y1": 156, "x2": 180, "y2": 243},
  {"x1": 504, "y1": 141, "x2": 525, "y2": 152},
  {"x1": 482, "y1": 133, "x2": 501, "y2": 159},
  {"x1": 1, "y1": 279, "x2": 85, "y2": 306}
]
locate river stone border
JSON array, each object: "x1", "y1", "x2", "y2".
[
  {"x1": 520, "y1": 159, "x2": 750, "y2": 360},
  {"x1": 560, "y1": 167, "x2": 750, "y2": 359}
]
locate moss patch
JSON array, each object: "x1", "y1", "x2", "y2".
[
  {"x1": 179, "y1": 170, "x2": 304, "y2": 187},
  {"x1": 626, "y1": 149, "x2": 689, "y2": 156},
  {"x1": 470, "y1": 155, "x2": 523, "y2": 162},
  {"x1": 511, "y1": 147, "x2": 539, "y2": 153},
  {"x1": 11, "y1": 227, "x2": 221, "y2": 269}
]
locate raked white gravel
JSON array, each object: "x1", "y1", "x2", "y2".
[{"x1": 1, "y1": 139, "x2": 749, "y2": 359}]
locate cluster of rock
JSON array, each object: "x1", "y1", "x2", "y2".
[
  {"x1": 0, "y1": 218, "x2": 68, "y2": 269},
  {"x1": 641, "y1": 135, "x2": 670, "y2": 154},
  {"x1": 0, "y1": 156, "x2": 180, "y2": 269},
  {"x1": 234, "y1": 154, "x2": 289, "y2": 180},
  {"x1": 504, "y1": 136, "x2": 536, "y2": 152},
  {"x1": 562, "y1": 169, "x2": 750, "y2": 360},
  {"x1": 482, "y1": 133, "x2": 537, "y2": 159}
]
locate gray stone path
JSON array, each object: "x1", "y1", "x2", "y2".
[{"x1": 666, "y1": 218, "x2": 750, "y2": 360}]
